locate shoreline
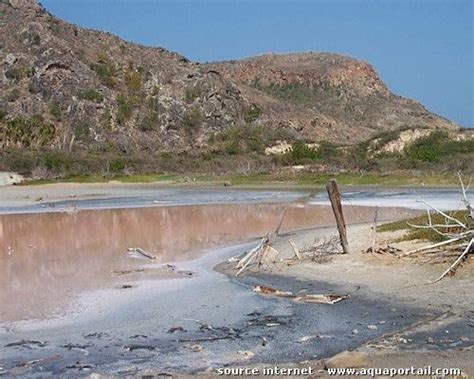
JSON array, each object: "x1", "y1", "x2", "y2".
[
  {"x1": 211, "y1": 223, "x2": 474, "y2": 377},
  {"x1": 0, "y1": 182, "x2": 471, "y2": 215},
  {"x1": 0, "y1": 195, "x2": 472, "y2": 377}
]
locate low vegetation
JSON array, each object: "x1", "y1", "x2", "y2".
[
  {"x1": 378, "y1": 211, "x2": 473, "y2": 243},
  {"x1": 78, "y1": 89, "x2": 104, "y2": 103},
  {"x1": 244, "y1": 105, "x2": 262, "y2": 123},
  {"x1": 1, "y1": 116, "x2": 55, "y2": 148},
  {"x1": 182, "y1": 107, "x2": 204, "y2": 130},
  {"x1": 0, "y1": 116, "x2": 472, "y2": 185}
]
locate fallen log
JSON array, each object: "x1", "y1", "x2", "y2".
[
  {"x1": 254, "y1": 285, "x2": 293, "y2": 297},
  {"x1": 127, "y1": 247, "x2": 157, "y2": 260},
  {"x1": 253, "y1": 285, "x2": 349, "y2": 304}
]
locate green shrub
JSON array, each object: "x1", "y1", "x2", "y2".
[
  {"x1": 31, "y1": 33, "x2": 41, "y2": 45},
  {"x1": 182, "y1": 108, "x2": 204, "y2": 129},
  {"x1": 244, "y1": 105, "x2": 262, "y2": 123},
  {"x1": 41, "y1": 152, "x2": 70, "y2": 172},
  {"x1": 140, "y1": 111, "x2": 159, "y2": 131},
  {"x1": 117, "y1": 95, "x2": 133, "y2": 124},
  {"x1": 125, "y1": 68, "x2": 143, "y2": 92},
  {"x1": 286, "y1": 140, "x2": 319, "y2": 163},
  {"x1": 3, "y1": 116, "x2": 55, "y2": 147},
  {"x1": 184, "y1": 86, "x2": 200, "y2": 103},
  {"x1": 74, "y1": 122, "x2": 91, "y2": 139},
  {"x1": 1, "y1": 150, "x2": 35, "y2": 174},
  {"x1": 406, "y1": 131, "x2": 474, "y2": 163},
  {"x1": 49, "y1": 103, "x2": 62, "y2": 119},
  {"x1": 152, "y1": 85, "x2": 161, "y2": 96},
  {"x1": 79, "y1": 89, "x2": 104, "y2": 103},
  {"x1": 109, "y1": 158, "x2": 126, "y2": 173},
  {"x1": 223, "y1": 139, "x2": 240, "y2": 155},
  {"x1": 91, "y1": 57, "x2": 116, "y2": 88},
  {"x1": 19, "y1": 31, "x2": 41, "y2": 45},
  {"x1": 213, "y1": 125, "x2": 265, "y2": 155},
  {"x1": 316, "y1": 141, "x2": 339, "y2": 161}
]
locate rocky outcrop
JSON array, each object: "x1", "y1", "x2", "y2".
[
  {"x1": 0, "y1": 0, "x2": 249, "y2": 152},
  {"x1": 0, "y1": 0, "x2": 458, "y2": 155},
  {"x1": 209, "y1": 53, "x2": 457, "y2": 144},
  {"x1": 0, "y1": 171, "x2": 24, "y2": 186}
]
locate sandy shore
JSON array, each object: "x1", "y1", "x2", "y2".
[
  {"x1": 0, "y1": 185, "x2": 472, "y2": 377},
  {"x1": 213, "y1": 223, "x2": 474, "y2": 377}
]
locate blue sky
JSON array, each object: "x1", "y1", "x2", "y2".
[{"x1": 41, "y1": 0, "x2": 473, "y2": 127}]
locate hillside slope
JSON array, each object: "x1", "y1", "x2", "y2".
[
  {"x1": 0, "y1": 0, "x2": 458, "y2": 160},
  {"x1": 0, "y1": 0, "x2": 250, "y2": 153},
  {"x1": 208, "y1": 54, "x2": 457, "y2": 143}
]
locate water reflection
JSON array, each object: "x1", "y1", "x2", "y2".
[{"x1": 0, "y1": 203, "x2": 417, "y2": 321}]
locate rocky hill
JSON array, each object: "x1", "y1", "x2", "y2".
[
  {"x1": 208, "y1": 54, "x2": 457, "y2": 143},
  {"x1": 0, "y1": 0, "x2": 458, "y2": 158}
]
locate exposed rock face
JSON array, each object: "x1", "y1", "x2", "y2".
[
  {"x1": 0, "y1": 0, "x2": 458, "y2": 154},
  {"x1": 209, "y1": 53, "x2": 457, "y2": 144},
  {"x1": 0, "y1": 0, "x2": 249, "y2": 152},
  {"x1": 0, "y1": 171, "x2": 24, "y2": 186}
]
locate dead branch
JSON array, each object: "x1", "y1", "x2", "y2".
[
  {"x1": 303, "y1": 235, "x2": 340, "y2": 257},
  {"x1": 401, "y1": 231, "x2": 473, "y2": 257},
  {"x1": 288, "y1": 238, "x2": 303, "y2": 260},
  {"x1": 236, "y1": 237, "x2": 267, "y2": 269},
  {"x1": 458, "y1": 172, "x2": 473, "y2": 218},
  {"x1": 274, "y1": 208, "x2": 288, "y2": 237},
  {"x1": 235, "y1": 237, "x2": 269, "y2": 276},
  {"x1": 431, "y1": 237, "x2": 474, "y2": 283},
  {"x1": 417, "y1": 200, "x2": 468, "y2": 230}
]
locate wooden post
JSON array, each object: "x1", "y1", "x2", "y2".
[{"x1": 326, "y1": 179, "x2": 349, "y2": 254}]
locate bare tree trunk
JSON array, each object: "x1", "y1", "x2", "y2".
[{"x1": 326, "y1": 179, "x2": 349, "y2": 254}]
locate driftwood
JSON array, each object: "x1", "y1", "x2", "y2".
[
  {"x1": 253, "y1": 285, "x2": 349, "y2": 304},
  {"x1": 235, "y1": 237, "x2": 268, "y2": 276},
  {"x1": 394, "y1": 173, "x2": 473, "y2": 282},
  {"x1": 431, "y1": 238, "x2": 474, "y2": 283},
  {"x1": 401, "y1": 231, "x2": 473, "y2": 257},
  {"x1": 235, "y1": 209, "x2": 290, "y2": 276},
  {"x1": 326, "y1": 179, "x2": 349, "y2": 254},
  {"x1": 458, "y1": 172, "x2": 473, "y2": 218},
  {"x1": 127, "y1": 247, "x2": 157, "y2": 260},
  {"x1": 257, "y1": 245, "x2": 280, "y2": 267},
  {"x1": 288, "y1": 238, "x2": 303, "y2": 260},
  {"x1": 293, "y1": 294, "x2": 350, "y2": 304}
]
